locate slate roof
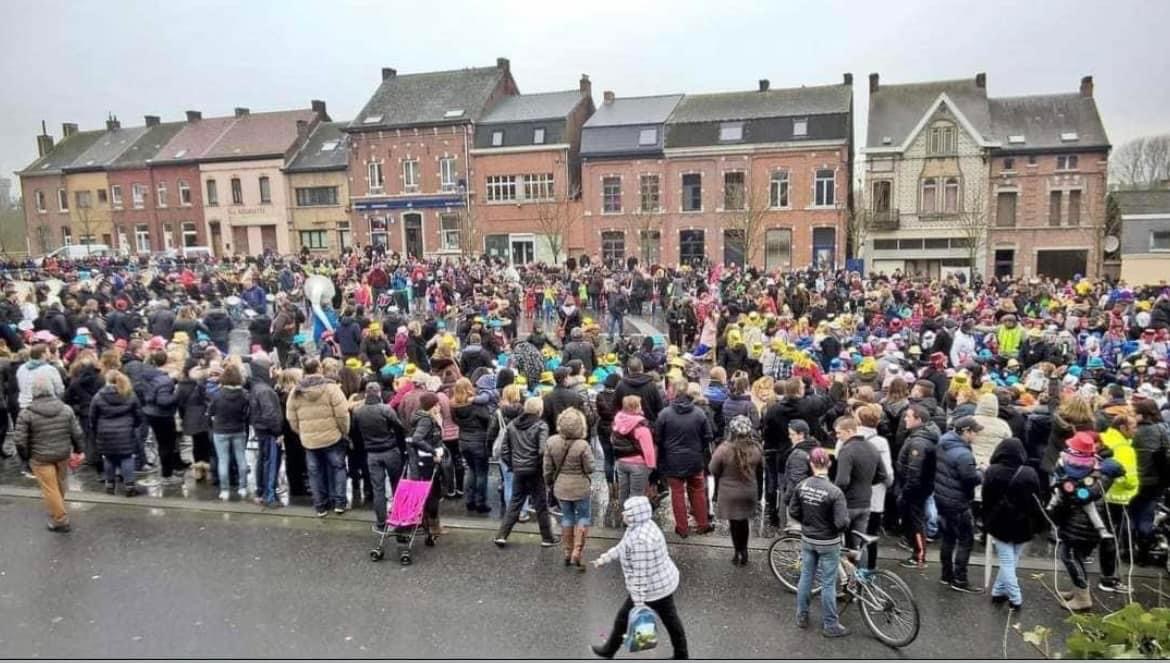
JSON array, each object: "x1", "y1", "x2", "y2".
[
  {"x1": 109, "y1": 122, "x2": 188, "y2": 169},
  {"x1": 285, "y1": 122, "x2": 350, "y2": 172},
  {"x1": 150, "y1": 116, "x2": 237, "y2": 164},
  {"x1": 988, "y1": 93, "x2": 1109, "y2": 151},
  {"x1": 480, "y1": 90, "x2": 584, "y2": 124},
  {"x1": 18, "y1": 130, "x2": 105, "y2": 175},
  {"x1": 1116, "y1": 190, "x2": 1170, "y2": 216},
  {"x1": 349, "y1": 66, "x2": 505, "y2": 130},
  {"x1": 583, "y1": 94, "x2": 683, "y2": 128},
  {"x1": 867, "y1": 78, "x2": 991, "y2": 149},
  {"x1": 65, "y1": 126, "x2": 152, "y2": 171},
  {"x1": 667, "y1": 84, "x2": 851, "y2": 124},
  {"x1": 202, "y1": 109, "x2": 318, "y2": 160}
]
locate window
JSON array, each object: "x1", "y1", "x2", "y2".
[
  {"x1": 491, "y1": 131, "x2": 503, "y2": 147},
  {"x1": 35, "y1": 190, "x2": 46, "y2": 212},
  {"x1": 638, "y1": 128, "x2": 657, "y2": 146},
  {"x1": 723, "y1": 172, "x2": 745, "y2": 210},
  {"x1": 163, "y1": 227, "x2": 174, "y2": 250},
  {"x1": 719, "y1": 123, "x2": 743, "y2": 142},
  {"x1": 1049, "y1": 191, "x2": 1062, "y2": 227},
  {"x1": 402, "y1": 160, "x2": 419, "y2": 190},
  {"x1": 601, "y1": 231, "x2": 625, "y2": 263},
  {"x1": 440, "y1": 157, "x2": 457, "y2": 190},
  {"x1": 639, "y1": 230, "x2": 661, "y2": 265},
  {"x1": 679, "y1": 229, "x2": 705, "y2": 265},
  {"x1": 369, "y1": 217, "x2": 388, "y2": 246},
  {"x1": 75, "y1": 191, "x2": 92, "y2": 209},
  {"x1": 639, "y1": 175, "x2": 660, "y2": 212},
  {"x1": 814, "y1": 169, "x2": 835, "y2": 206},
  {"x1": 152, "y1": 181, "x2": 166, "y2": 207},
  {"x1": 62, "y1": 227, "x2": 72, "y2": 246},
  {"x1": 132, "y1": 184, "x2": 146, "y2": 209},
  {"x1": 873, "y1": 239, "x2": 898, "y2": 251},
  {"x1": 230, "y1": 178, "x2": 242, "y2": 205},
  {"x1": 924, "y1": 238, "x2": 950, "y2": 250},
  {"x1": 97, "y1": 189, "x2": 107, "y2": 204},
  {"x1": 682, "y1": 174, "x2": 702, "y2": 211},
  {"x1": 943, "y1": 178, "x2": 959, "y2": 213},
  {"x1": 440, "y1": 214, "x2": 461, "y2": 250},
  {"x1": 258, "y1": 176, "x2": 271, "y2": 204},
  {"x1": 337, "y1": 221, "x2": 351, "y2": 250},
  {"x1": 1057, "y1": 155, "x2": 1079, "y2": 171},
  {"x1": 58, "y1": 188, "x2": 68, "y2": 212},
  {"x1": 764, "y1": 228, "x2": 792, "y2": 270},
  {"x1": 1003, "y1": 158, "x2": 1015, "y2": 171},
  {"x1": 1068, "y1": 190, "x2": 1081, "y2": 226},
  {"x1": 602, "y1": 177, "x2": 622, "y2": 213},
  {"x1": 205, "y1": 179, "x2": 218, "y2": 206},
  {"x1": 485, "y1": 175, "x2": 517, "y2": 202},
  {"x1": 182, "y1": 222, "x2": 197, "y2": 247},
  {"x1": 871, "y1": 180, "x2": 891, "y2": 212},
  {"x1": 898, "y1": 238, "x2": 924, "y2": 250},
  {"x1": 299, "y1": 230, "x2": 328, "y2": 251},
  {"x1": 110, "y1": 185, "x2": 123, "y2": 207},
  {"x1": 295, "y1": 187, "x2": 339, "y2": 206},
  {"x1": 793, "y1": 118, "x2": 808, "y2": 137},
  {"x1": 368, "y1": 161, "x2": 385, "y2": 191},
  {"x1": 172, "y1": 180, "x2": 188, "y2": 207},
  {"x1": 996, "y1": 191, "x2": 1017, "y2": 227},
  {"x1": 771, "y1": 171, "x2": 790, "y2": 208},
  {"x1": 134, "y1": 224, "x2": 150, "y2": 253},
  {"x1": 522, "y1": 173, "x2": 554, "y2": 201},
  {"x1": 1028, "y1": 155, "x2": 1037, "y2": 166},
  {"x1": 929, "y1": 123, "x2": 955, "y2": 154},
  {"x1": 532, "y1": 128, "x2": 545, "y2": 145},
  {"x1": 1151, "y1": 231, "x2": 1170, "y2": 252}
]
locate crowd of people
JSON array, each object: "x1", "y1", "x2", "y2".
[{"x1": 5, "y1": 247, "x2": 1170, "y2": 653}]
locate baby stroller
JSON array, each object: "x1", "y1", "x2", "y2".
[{"x1": 369, "y1": 470, "x2": 435, "y2": 565}]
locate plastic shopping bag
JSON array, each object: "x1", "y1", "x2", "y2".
[{"x1": 624, "y1": 605, "x2": 658, "y2": 653}]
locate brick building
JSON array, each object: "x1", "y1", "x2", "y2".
[
  {"x1": 107, "y1": 115, "x2": 196, "y2": 253},
  {"x1": 285, "y1": 121, "x2": 351, "y2": 255},
  {"x1": 19, "y1": 123, "x2": 104, "y2": 253}
]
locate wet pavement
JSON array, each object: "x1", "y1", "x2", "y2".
[{"x1": 3, "y1": 494, "x2": 1157, "y2": 659}]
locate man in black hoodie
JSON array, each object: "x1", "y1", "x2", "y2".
[
  {"x1": 248, "y1": 357, "x2": 285, "y2": 507},
  {"x1": 352, "y1": 382, "x2": 406, "y2": 532},
  {"x1": 833, "y1": 416, "x2": 885, "y2": 550},
  {"x1": 202, "y1": 300, "x2": 233, "y2": 354},
  {"x1": 761, "y1": 379, "x2": 802, "y2": 524},
  {"x1": 655, "y1": 378, "x2": 715, "y2": 538},
  {"x1": 615, "y1": 357, "x2": 666, "y2": 423},
  {"x1": 459, "y1": 333, "x2": 495, "y2": 376},
  {"x1": 542, "y1": 367, "x2": 583, "y2": 436},
  {"x1": 896, "y1": 405, "x2": 940, "y2": 570}
]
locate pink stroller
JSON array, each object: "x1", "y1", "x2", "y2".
[{"x1": 369, "y1": 472, "x2": 435, "y2": 565}]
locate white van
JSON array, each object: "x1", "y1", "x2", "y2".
[{"x1": 35, "y1": 244, "x2": 116, "y2": 265}]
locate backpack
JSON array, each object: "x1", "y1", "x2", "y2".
[{"x1": 612, "y1": 421, "x2": 648, "y2": 458}]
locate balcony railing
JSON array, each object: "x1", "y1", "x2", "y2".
[{"x1": 869, "y1": 208, "x2": 900, "y2": 230}]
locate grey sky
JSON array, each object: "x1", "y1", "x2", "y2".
[{"x1": 2, "y1": 0, "x2": 1168, "y2": 190}]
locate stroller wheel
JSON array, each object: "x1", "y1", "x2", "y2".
[
  {"x1": 424, "y1": 536, "x2": 435, "y2": 547},
  {"x1": 369, "y1": 548, "x2": 384, "y2": 562},
  {"x1": 400, "y1": 553, "x2": 412, "y2": 566}
]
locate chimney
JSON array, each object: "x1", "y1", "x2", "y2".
[
  {"x1": 603, "y1": 90, "x2": 615, "y2": 105},
  {"x1": 1080, "y1": 75, "x2": 1094, "y2": 98},
  {"x1": 579, "y1": 74, "x2": 591, "y2": 97},
  {"x1": 311, "y1": 99, "x2": 327, "y2": 117},
  {"x1": 496, "y1": 57, "x2": 510, "y2": 73},
  {"x1": 869, "y1": 73, "x2": 879, "y2": 93},
  {"x1": 234, "y1": 107, "x2": 250, "y2": 118},
  {"x1": 843, "y1": 72, "x2": 853, "y2": 86},
  {"x1": 36, "y1": 122, "x2": 54, "y2": 157},
  {"x1": 144, "y1": 115, "x2": 160, "y2": 127},
  {"x1": 381, "y1": 67, "x2": 397, "y2": 80},
  {"x1": 296, "y1": 120, "x2": 309, "y2": 140},
  {"x1": 975, "y1": 72, "x2": 986, "y2": 89},
  {"x1": 62, "y1": 123, "x2": 78, "y2": 138},
  {"x1": 106, "y1": 115, "x2": 121, "y2": 131},
  {"x1": 186, "y1": 110, "x2": 202, "y2": 122},
  {"x1": 758, "y1": 79, "x2": 770, "y2": 92}
]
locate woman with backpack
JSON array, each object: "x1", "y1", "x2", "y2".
[
  {"x1": 611, "y1": 395, "x2": 657, "y2": 505},
  {"x1": 709, "y1": 415, "x2": 763, "y2": 566},
  {"x1": 544, "y1": 408, "x2": 594, "y2": 569}
]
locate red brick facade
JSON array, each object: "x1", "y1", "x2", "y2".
[
  {"x1": 20, "y1": 174, "x2": 70, "y2": 253},
  {"x1": 108, "y1": 163, "x2": 207, "y2": 253}
]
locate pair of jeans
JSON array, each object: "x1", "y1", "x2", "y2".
[
  {"x1": 497, "y1": 471, "x2": 554, "y2": 541},
  {"x1": 191, "y1": 431, "x2": 212, "y2": 464},
  {"x1": 991, "y1": 538, "x2": 1025, "y2": 604},
  {"x1": 864, "y1": 511, "x2": 884, "y2": 570},
  {"x1": 607, "y1": 313, "x2": 623, "y2": 339},
  {"x1": 763, "y1": 450, "x2": 781, "y2": 519},
  {"x1": 797, "y1": 542, "x2": 842, "y2": 630},
  {"x1": 559, "y1": 497, "x2": 592, "y2": 527},
  {"x1": 846, "y1": 507, "x2": 870, "y2": 553},
  {"x1": 212, "y1": 432, "x2": 249, "y2": 493},
  {"x1": 667, "y1": 474, "x2": 709, "y2": 535},
  {"x1": 134, "y1": 422, "x2": 149, "y2": 470},
  {"x1": 598, "y1": 593, "x2": 688, "y2": 659},
  {"x1": 498, "y1": 462, "x2": 531, "y2": 515},
  {"x1": 254, "y1": 435, "x2": 282, "y2": 505},
  {"x1": 616, "y1": 460, "x2": 650, "y2": 505},
  {"x1": 305, "y1": 439, "x2": 348, "y2": 512},
  {"x1": 147, "y1": 415, "x2": 180, "y2": 477},
  {"x1": 462, "y1": 443, "x2": 490, "y2": 509},
  {"x1": 103, "y1": 453, "x2": 136, "y2": 487},
  {"x1": 1130, "y1": 493, "x2": 1160, "y2": 549},
  {"x1": 938, "y1": 506, "x2": 975, "y2": 584},
  {"x1": 926, "y1": 494, "x2": 940, "y2": 538},
  {"x1": 367, "y1": 449, "x2": 403, "y2": 528},
  {"x1": 898, "y1": 491, "x2": 929, "y2": 565}
]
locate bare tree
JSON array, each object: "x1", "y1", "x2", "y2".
[
  {"x1": 722, "y1": 173, "x2": 771, "y2": 267},
  {"x1": 954, "y1": 187, "x2": 990, "y2": 278},
  {"x1": 845, "y1": 186, "x2": 869, "y2": 260},
  {"x1": 456, "y1": 205, "x2": 479, "y2": 258},
  {"x1": 625, "y1": 207, "x2": 664, "y2": 267},
  {"x1": 534, "y1": 185, "x2": 579, "y2": 265},
  {"x1": 1111, "y1": 134, "x2": 1170, "y2": 188}
]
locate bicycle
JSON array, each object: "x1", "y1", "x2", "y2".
[{"x1": 768, "y1": 528, "x2": 921, "y2": 648}]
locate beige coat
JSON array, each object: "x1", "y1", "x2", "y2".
[
  {"x1": 543, "y1": 409, "x2": 594, "y2": 501},
  {"x1": 971, "y1": 394, "x2": 1012, "y2": 468},
  {"x1": 286, "y1": 374, "x2": 350, "y2": 450}
]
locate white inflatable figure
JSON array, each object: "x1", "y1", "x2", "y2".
[{"x1": 303, "y1": 274, "x2": 336, "y2": 332}]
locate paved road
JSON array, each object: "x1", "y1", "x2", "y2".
[{"x1": 1, "y1": 496, "x2": 1151, "y2": 659}]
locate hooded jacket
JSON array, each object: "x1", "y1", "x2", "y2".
[
  {"x1": 544, "y1": 411, "x2": 594, "y2": 501},
  {"x1": 500, "y1": 412, "x2": 549, "y2": 474},
  {"x1": 63, "y1": 363, "x2": 103, "y2": 421},
  {"x1": 971, "y1": 393, "x2": 1013, "y2": 468},
  {"x1": 720, "y1": 393, "x2": 759, "y2": 436},
  {"x1": 933, "y1": 430, "x2": 982, "y2": 512},
  {"x1": 248, "y1": 368, "x2": 284, "y2": 437},
  {"x1": 406, "y1": 409, "x2": 442, "y2": 478},
  {"x1": 595, "y1": 496, "x2": 680, "y2": 603},
  {"x1": 17, "y1": 360, "x2": 64, "y2": 408},
  {"x1": 208, "y1": 385, "x2": 251, "y2": 435},
  {"x1": 459, "y1": 343, "x2": 494, "y2": 376},
  {"x1": 353, "y1": 396, "x2": 406, "y2": 455},
  {"x1": 14, "y1": 394, "x2": 83, "y2": 463},
  {"x1": 140, "y1": 365, "x2": 178, "y2": 418},
  {"x1": 612, "y1": 410, "x2": 656, "y2": 468},
  {"x1": 286, "y1": 374, "x2": 350, "y2": 449},
  {"x1": 981, "y1": 438, "x2": 1043, "y2": 544},
  {"x1": 1133, "y1": 420, "x2": 1169, "y2": 494},
  {"x1": 89, "y1": 385, "x2": 143, "y2": 456},
  {"x1": 336, "y1": 316, "x2": 363, "y2": 356},
  {"x1": 896, "y1": 422, "x2": 940, "y2": 497},
  {"x1": 452, "y1": 397, "x2": 493, "y2": 452},
  {"x1": 655, "y1": 395, "x2": 715, "y2": 477},
  {"x1": 1100, "y1": 427, "x2": 1139, "y2": 505},
  {"x1": 615, "y1": 371, "x2": 667, "y2": 423}
]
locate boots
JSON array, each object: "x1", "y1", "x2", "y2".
[
  {"x1": 562, "y1": 526, "x2": 575, "y2": 565},
  {"x1": 1064, "y1": 586, "x2": 1093, "y2": 611},
  {"x1": 572, "y1": 526, "x2": 589, "y2": 571},
  {"x1": 1057, "y1": 589, "x2": 1075, "y2": 601}
]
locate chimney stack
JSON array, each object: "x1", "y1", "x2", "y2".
[
  {"x1": 106, "y1": 114, "x2": 121, "y2": 131},
  {"x1": 603, "y1": 90, "x2": 615, "y2": 105},
  {"x1": 36, "y1": 121, "x2": 54, "y2": 157},
  {"x1": 186, "y1": 110, "x2": 202, "y2": 122},
  {"x1": 144, "y1": 115, "x2": 161, "y2": 127},
  {"x1": 496, "y1": 57, "x2": 510, "y2": 74},
  {"x1": 311, "y1": 99, "x2": 327, "y2": 117},
  {"x1": 234, "y1": 107, "x2": 250, "y2": 118},
  {"x1": 382, "y1": 67, "x2": 397, "y2": 80},
  {"x1": 1080, "y1": 75, "x2": 1094, "y2": 98},
  {"x1": 579, "y1": 74, "x2": 591, "y2": 98},
  {"x1": 843, "y1": 72, "x2": 853, "y2": 86},
  {"x1": 758, "y1": 79, "x2": 770, "y2": 92},
  {"x1": 975, "y1": 72, "x2": 986, "y2": 89},
  {"x1": 296, "y1": 120, "x2": 309, "y2": 140},
  {"x1": 62, "y1": 123, "x2": 78, "y2": 138},
  {"x1": 869, "y1": 73, "x2": 879, "y2": 93}
]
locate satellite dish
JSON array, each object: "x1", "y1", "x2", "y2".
[{"x1": 1103, "y1": 235, "x2": 1120, "y2": 253}]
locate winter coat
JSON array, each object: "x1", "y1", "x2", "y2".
[
  {"x1": 971, "y1": 394, "x2": 1013, "y2": 468},
  {"x1": 16, "y1": 361, "x2": 64, "y2": 408},
  {"x1": 544, "y1": 413, "x2": 594, "y2": 501},
  {"x1": 500, "y1": 412, "x2": 549, "y2": 475},
  {"x1": 654, "y1": 395, "x2": 715, "y2": 478},
  {"x1": 595, "y1": 388, "x2": 619, "y2": 439},
  {"x1": 203, "y1": 309, "x2": 233, "y2": 347},
  {"x1": 89, "y1": 386, "x2": 143, "y2": 456},
  {"x1": 452, "y1": 400, "x2": 493, "y2": 454},
  {"x1": 612, "y1": 410, "x2": 657, "y2": 468},
  {"x1": 406, "y1": 410, "x2": 442, "y2": 478},
  {"x1": 248, "y1": 380, "x2": 284, "y2": 437},
  {"x1": 459, "y1": 344, "x2": 494, "y2": 376},
  {"x1": 208, "y1": 385, "x2": 251, "y2": 435},
  {"x1": 286, "y1": 374, "x2": 350, "y2": 449},
  {"x1": 542, "y1": 385, "x2": 584, "y2": 435},
  {"x1": 981, "y1": 438, "x2": 1044, "y2": 544},
  {"x1": 860, "y1": 427, "x2": 894, "y2": 513},
  {"x1": 709, "y1": 441, "x2": 763, "y2": 520},
  {"x1": 1047, "y1": 464, "x2": 1113, "y2": 545},
  {"x1": 896, "y1": 422, "x2": 940, "y2": 498},
  {"x1": 932, "y1": 431, "x2": 982, "y2": 512},
  {"x1": 406, "y1": 335, "x2": 430, "y2": 373},
  {"x1": 63, "y1": 364, "x2": 103, "y2": 422},
  {"x1": 615, "y1": 372, "x2": 666, "y2": 423},
  {"x1": 336, "y1": 317, "x2": 363, "y2": 356},
  {"x1": 783, "y1": 439, "x2": 819, "y2": 505},
  {"x1": 147, "y1": 308, "x2": 176, "y2": 340},
  {"x1": 14, "y1": 394, "x2": 83, "y2": 463},
  {"x1": 795, "y1": 390, "x2": 832, "y2": 444},
  {"x1": 1041, "y1": 411, "x2": 1092, "y2": 475},
  {"x1": 561, "y1": 340, "x2": 597, "y2": 373},
  {"x1": 950, "y1": 402, "x2": 977, "y2": 419},
  {"x1": 1100, "y1": 427, "x2": 1139, "y2": 505},
  {"x1": 140, "y1": 365, "x2": 178, "y2": 418},
  {"x1": 353, "y1": 397, "x2": 406, "y2": 455},
  {"x1": 720, "y1": 344, "x2": 748, "y2": 376},
  {"x1": 762, "y1": 397, "x2": 801, "y2": 456},
  {"x1": 175, "y1": 376, "x2": 210, "y2": 435},
  {"x1": 1023, "y1": 404, "x2": 1052, "y2": 471},
  {"x1": 788, "y1": 475, "x2": 850, "y2": 546},
  {"x1": 834, "y1": 435, "x2": 885, "y2": 510},
  {"x1": 595, "y1": 496, "x2": 680, "y2": 603},
  {"x1": 720, "y1": 394, "x2": 759, "y2": 437},
  {"x1": 1133, "y1": 421, "x2": 1170, "y2": 495}
]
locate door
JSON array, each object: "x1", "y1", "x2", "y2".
[
  {"x1": 812, "y1": 228, "x2": 836, "y2": 269},
  {"x1": 210, "y1": 222, "x2": 224, "y2": 257},
  {"x1": 1036, "y1": 250, "x2": 1087, "y2": 281},
  {"x1": 231, "y1": 226, "x2": 248, "y2": 256},
  {"x1": 723, "y1": 229, "x2": 745, "y2": 267},
  {"x1": 679, "y1": 229, "x2": 705, "y2": 266},
  {"x1": 510, "y1": 238, "x2": 534, "y2": 265},
  {"x1": 994, "y1": 249, "x2": 1015, "y2": 278},
  {"x1": 403, "y1": 213, "x2": 423, "y2": 258},
  {"x1": 260, "y1": 225, "x2": 278, "y2": 253}
]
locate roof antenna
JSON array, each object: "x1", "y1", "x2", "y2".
[{"x1": 41, "y1": 120, "x2": 47, "y2": 135}]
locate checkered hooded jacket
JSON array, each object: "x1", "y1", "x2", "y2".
[{"x1": 596, "y1": 496, "x2": 680, "y2": 603}]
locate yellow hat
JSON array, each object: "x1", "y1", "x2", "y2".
[
  {"x1": 604, "y1": 353, "x2": 618, "y2": 365},
  {"x1": 667, "y1": 345, "x2": 680, "y2": 356},
  {"x1": 771, "y1": 339, "x2": 784, "y2": 351},
  {"x1": 404, "y1": 363, "x2": 417, "y2": 376},
  {"x1": 583, "y1": 317, "x2": 594, "y2": 326},
  {"x1": 514, "y1": 375, "x2": 528, "y2": 386},
  {"x1": 540, "y1": 371, "x2": 554, "y2": 384},
  {"x1": 369, "y1": 322, "x2": 382, "y2": 333},
  {"x1": 748, "y1": 311, "x2": 760, "y2": 321},
  {"x1": 858, "y1": 357, "x2": 877, "y2": 374},
  {"x1": 172, "y1": 331, "x2": 189, "y2": 344},
  {"x1": 1137, "y1": 300, "x2": 1153, "y2": 312},
  {"x1": 667, "y1": 368, "x2": 683, "y2": 380},
  {"x1": 388, "y1": 355, "x2": 400, "y2": 365},
  {"x1": 542, "y1": 347, "x2": 556, "y2": 358},
  {"x1": 474, "y1": 316, "x2": 484, "y2": 323},
  {"x1": 727, "y1": 328, "x2": 743, "y2": 346},
  {"x1": 587, "y1": 375, "x2": 599, "y2": 385},
  {"x1": 345, "y1": 358, "x2": 363, "y2": 370}
]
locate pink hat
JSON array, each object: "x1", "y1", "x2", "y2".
[
  {"x1": 146, "y1": 336, "x2": 167, "y2": 351},
  {"x1": 1066, "y1": 431, "x2": 1097, "y2": 456}
]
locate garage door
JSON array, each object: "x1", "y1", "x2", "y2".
[{"x1": 1036, "y1": 250, "x2": 1087, "y2": 281}]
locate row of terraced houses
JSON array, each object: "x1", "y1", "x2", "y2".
[{"x1": 17, "y1": 58, "x2": 1110, "y2": 279}]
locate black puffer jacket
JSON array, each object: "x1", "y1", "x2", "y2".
[
  {"x1": 452, "y1": 400, "x2": 493, "y2": 452},
  {"x1": 896, "y1": 422, "x2": 940, "y2": 497},
  {"x1": 486, "y1": 402, "x2": 522, "y2": 447},
  {"x1": 1133, "y1": 421, "x2": 1170, "y2": 494},
  {"x1": 14, "y1": 395, "x2": 83, "y2": 462},
  {"x1": 501, "y1": 412, "x2": 549, "y2": 474},
  {"x1": 762, "y1": 397, "x2": 801, "y2": 456},
  {"x1": 981, "y1": 438, "x2": 1043, "y2": 544},
  {"x1": 203, "y1": 308, "x2": 233, "y2": 348},
  {"x1": 542, "y1": 385, "x2": 584, "y2": 435},
  {"x1": 140, "y1": 365, "x2": 178, "y2": 418},
  {"x1": 353, "y1": 397, "x2": 406, "y2": 454},
  {"x1": 148, "y1": 308, "x2": 176, "y2": 339},
  {"x1": 407, "y1": 410, "x2": 443, "y2": 478},
  {"x1": 614, "y1": 372, "x2": 666, "y2": 422},
  {"x1": 655, "y1": 395, "x2": 715, "y2": 478},
  {"x1": 248, "y1": 378, "x2": 284, "y2": 437},
  {"x1": 175, "y1": 375, "x2": 209, "y2": 435},
  {"x1": 89, "y1": 386, "x2": 143, "y2": 456},
  {"x1": 562, "y1": 340, "x2": 596, "y2": 373},
  {"x1": 595, "y1": 388, "x2": 619, "y2": 439},
  {"x1": 932, "y1": 431, "x2": 981, "y2": 512},
  {"x1": 63, "y1": 364, "x2": 103, "y2": 421},
  {"x1": 1023, "y1": 404, "x2": 1052, "y2": 471},
  {"x1": 208, "y1": 385, "x2": 250, "y2": 435},
  {"x1": 795, "y1": 390, "x2": 832, "y2": 444}
]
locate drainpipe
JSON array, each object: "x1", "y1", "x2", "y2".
[{"x1": 463, "y1": 122, "x2": 473, "y2": 257}]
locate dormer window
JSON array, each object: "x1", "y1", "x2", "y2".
[
  {"x1": 719, "y1": 123, "x2": 743, "y2": 142},
  {"x1": 491, "y1": 131, "x2": 503, "y2": 147},
  {"x1": 793, "y1": 118, "x2": 808, "y2": 137},
  {"x1": 1060, "y1": 132, "x2": 1079, "y2": 142},
  {"x1": 533, "y1": 128, "x2": 545, "y2": 145},
  {"x1": 1007, "y1": 135, "x2": 1026, "y2": 145},
  {"x1": 362, "y1": 114, "x2": 383, "y2": 125},
  {"x1": 638, "y1": 128, "x2": 657, "y2": 146},
  {"x1": 929, "y1": 122, "x2": 956, "y2": 154}
]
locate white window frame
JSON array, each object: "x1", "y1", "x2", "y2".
[
  {"x1": 522, "y1": 173, "x2": 554, "y2": 202},
  {"x1": 440, "y1": 213, "x2": 461, "y2": 251},
  {"x1": 131, "y1": 184, "x2": 146, "y2": 209},
  {"x1": 1151, "y1": 230, "x2": 1170, "y2": 252},
  {"x1": 205, "y1": 179, "x2": 218, "y2": 206},
  {"x1": 813, "y1": 169, "x2": 835, "y2": 207},
  {"x1": 156, "y1": 181, "x2": 167, "y2": 208},
  {"x1": 440, "y1": 157, "x2": 457, "y2": 191},
  {"x1": 793, "y1": 118, "x2": 808, "y2": 137},
  {"x1": 368, "y1": 161, "x2": 385, "y2": 192},
  {"x1": 485, "y1": 175, "x2": 517, "y2": 202},
  {"x1": 638, "y1": 128, "x2": 657, "y2": 146},
  {"x1": 300, "y1": 230, "x2": 328, "y2": 251},
  {"x1": 62, "y1": 227, "x2": 72, "y2": 246},
  {"x1": 403, "y1": 160, "x2": 420, "y2": 191},
  {"x1": 770, "y1": 170, "x2": 789, "y2": 208},
  {"x1": 1056, "y1": 155, "x2": 1079, "y2": 171},
  {"x1": 921, "y1": 178, "x2": 938, "y2": 214},
  {"x1": 639, "y1": 174, "x2": 660, "y2": 213},
  {"x1": 259, "y1": 176, "x2": 271, "y2": 204},
  {"x1": 532, "y1": 128, "x2": 545, "y2": 145},
  {"x1": 57, "y1": 188, "x2": 68, "y2": 212},
  {"x1": 134, "y1": 224, "x2": 150, "y2": 254},
  {"x1": 178, "y1": 180, "x2": 191, "y2": 206},
  {"x1": 491, "y1": 131, "x2": 503, "y2": 147},
  {"x1": 719, "y1": 122, "x2": 743, "y2": 142},
  {"x1": 230, "y1": 177, "x2": 243, "y2": 205},
  {"x1": 182, "y1": 222, "x2": 198, "y2": 247},
  {"x1": 943, "y1": 177, "x2": 960, "y2": 213},
  {"x1": 602, "y1": 176, "x2": 622, "y2": 214},
  {"x1": 111, "y1": 185, "x2": 123, "y2": 208},
  {"x1": 35, "y1": 190, "x2": 46, "y2": 213},
  {"x1": 163, "y1": 227, "x2": 174, "y2": 250}
]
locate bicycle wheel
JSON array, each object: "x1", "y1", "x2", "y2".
[
  {"x1": 767, "y1": 535, "x2": 820, "y2": 595},
  {"x1": 858, "y1": 569, "x2": 920, "y2": 648}
]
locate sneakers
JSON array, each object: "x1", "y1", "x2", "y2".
[
  {"x1": 540, "y1": 538, "x2": 559, "y2": 547},
  {"x1": 46, "y1": 521, "x2": 72, "y2": 533},
  {"x1": 218, "y1": 490, "x2": 230, "y2": 501},
  {"x1": 160, "y1": 475, "x2": 184, "y2": 486},
  {"x1": 950, "y1": 581, "x2": 984, "y2": 594},
  {"x1": 333, "y1": 506, "x2": 347, "y2": 514},
  {"x1": 899, "y1": 557, "x2": 926, "y2": 570},
  {"x1": 1098, "y1": 580, "x2": 1130, "y2": 594},
  {"x1": 372, "y1": 525, "x2": 386, "y2": 535},
  {"x1": 695, "y1": 524, "x2": 716, "y2": 535},
  {"x1": 822, "y1": 623, "x2": 850, "y2": 638},
  {"x1": 125, "y1": 485, "x2": 139, "y2": 498},
  {"x1": 991, "y1": 594, "x2": 1008, "y2": 605},
  {"x1": 493, "y1": 537, "x2": 507, "y2": 547},
  {"x1": 517, "y1": 513, "x2": 532, "y2": 523},
  {"x1": 796, "y1": 612, "x2": 809, "y2": 629},
  {"x1": 237, "y1": 488, "x2": 248, "y2": 499},
  {"x1": 316, "y1": 510, "x2": 328, "y2": 518}
]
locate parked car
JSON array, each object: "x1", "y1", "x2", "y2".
[{"x1": 34, "y1": 244, "x2": 116, "y2": 265}]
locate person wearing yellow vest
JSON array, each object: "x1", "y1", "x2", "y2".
[
  {"x1": 1099, "y1": 413, "x2": 1139, "y2": 584},
  {"x1": 996, "y1": 314, "x2": 1023, "y2": 359}
]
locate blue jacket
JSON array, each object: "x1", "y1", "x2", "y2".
[
  {"x1": 242, "y1": 285, "x2": 267, "y2": 313},
  {"x1": 933, "y1": 431, "x2": 982, "y2": 512},
  {"x1": 337, "y1": 317, "x2": 363, "y2": 356}
]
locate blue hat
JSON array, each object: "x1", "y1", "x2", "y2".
[
  {"x1": 1068, "y1": 365, "x2": 1083, "y2": 378},
  {"x1": 293, "y1": 333, "x2": 308, "y2": 345},
  {"x1": 1087, "y1": 356, "x2": 1105, "y2": 370}
]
